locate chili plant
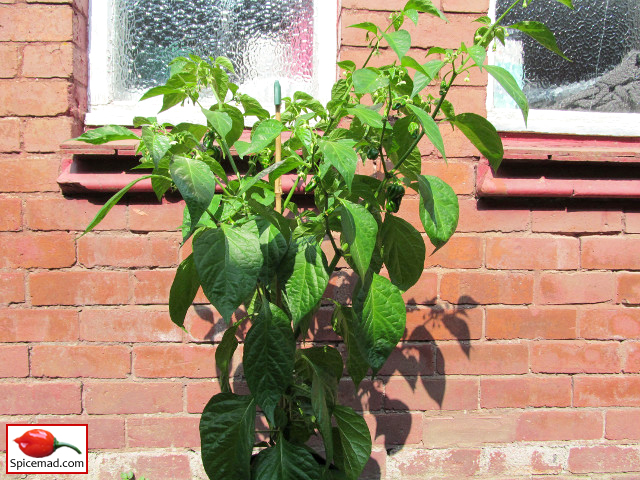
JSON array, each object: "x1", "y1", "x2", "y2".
[{"x1": 75, "y1": 0, "x2": 571, "y2": 478}]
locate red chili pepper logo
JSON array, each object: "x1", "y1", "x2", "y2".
[{"x1": 14, "y1": 429, "x2": 82, "y2": 458}]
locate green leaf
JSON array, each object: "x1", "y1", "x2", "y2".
[
  {"x1": 353, "y1": 274, "x2": 406, "y2": 374},
  {"x1": 319, "y1": 139, "x2": 358, "y2": 191},
  {"x1": 201, "y1": 108, "x2": 233, "y2": 139},
  {"x1": 200, "y1": 393, "x2": 255, "y2": 480},
  {"x1": 182, "y1": 195, "x2": 221, "y2": 242},
  {"x1": 466, "y1": 44, "x2": 487, "y2": 70},
  {"x1": 215, "y1": 55, "x2": 235, "y2": 73},
  {"x1": 507, "y1": 21, "x2": 570, "y2": 61},
  {"x1": 485, "y1": 65, "x2": 529, "y2": 124},
  {"x1": 141, "y1": 128, "x2": 171, "y2": 167},
  {"x1": 237, "y1": 119, "x2": 285, "y2": 158},
  {"x1": 332, "y1": 405, "x2": 372, "y2": 480},
  {"x1": 338, "y1": 200, "x2": 378, "y2": 280},
  {"x1": 406, "y1": 104, "x2": 446, "y2": 160},
  {"x1": 352, "y1": 68, "x2": 390, "y2": 95},
  {"x1": 160, "y1": 91, "x2": 188, "y2": 113},
  {"x1": 332, "y1": 306, "x2": 368, "y2": 388},
  {"x1": 348, "y1": 22, "x2": 379, "y2": 35},
  {"x1": 193, "y1": 223, "x2": 263, "y2": 322},
  {"x1": 132, "y1": 116, "x2": 157, "y2": 127},
  {"x1": 211, "y1": 66, "x2": 229, "y2": 101},
  {"x1": 346, "y1": 105, "x2": 383, "y2": 129},
  {"x1": 170, "y1": 156, "x2": 217, "y2": 227},
  {"x1": 411, "y1": 60, "x2": 445, "y2": 98},
  {"x1": 416, "y1": 174, "x2": 459, "y2": 250},
  {"x1": 169, "y1": 254, "x2": 200, "y2": 330},
  {"x1": 451, "y1": 112, "x2": 503, "y2": 170},
  {"x1": 252, "y1": 437, "x2": 322, "y2": 480},
  {"x1": 243, "y1": 302, "x2": 295, "y2": 423},
  {"x1": 553, "y1": 0, "x2": 574, "y2": 8},
  {"x1": 216, "y1": 324, "x2": 239, "y2": 393},
  {"x1": 404, "y1": 0, "x2": 447, "y2": 21},
  {"x1": 139, "y1": 85, "x2": 177, "y2": 101},
  {"x1": 238, "y1": 93, "x2": 270, "y2": 120},
  {"x1": 256, "y1": 216, "x2": 288, "y2": 285},
  {"x1": 219, "y1": 104, "x2": 245, "y2": 146},
  {"x1": 238, "y1": 159, "x2": 288, "y2": 196},
  {"x1": 383, "y1": 30, "x2": 411, "y2": 59},
  {"x1": 381, "y1": 214, "x2": 426, "y2": 291},
  {"x1": 73, "y1": 126, "x2": 139, "y2": 145},
  {"x1": 400, "y1": 56, "x2": 428, "y2": 77},
  {"x1": 337, "y1": 60, "x2": 356, "y2": 72},
  {"x1": 279, "y1": 236, "x2": 330, "y2": 328},
  {"x1": 404, "y1": 8, "x2": 419, "y2": 25},
  {"x1": 474, "y1": 15, "x2": 491, "y2": 24}
]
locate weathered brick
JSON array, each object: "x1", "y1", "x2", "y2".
[
  {"x1": 574, "y1": 376, "x2": 640, "y2": 407},
  {"x1": 186, "y1": 381, "x2": 222, "y2": 413},
  {"x1": 389, "y1": 447, "x2": 481, "y2": 477},
  {"x1": 0, "y1": 43, "x2": 19, "y2": 78},
  {"x1": 26, "y1": 196, "x2": 127, "y2": 231},
  {"x1": 23, "y1": 116, "x2": 74, "y2": 152},
  {"x1": 0, "y1": 117, "x2": 20, "y2": 152},
  {"x1": 443, "y1": 0, "x2": 489, "y2": 12},
  {"x1": 30, "y1": 270, "x2": 130, "y2": 306},
  {"x1": 423, "y1": 412, "x2": 517, "y2": 447},
  {"x1": 367, "y1": 412, "x2": 423, "y2": 446},
  {"x1": 627, "y1": 211, "x2": 640, "y2": 234},
  {"x1": 437, "y1": 342, "x2": 529, "y2": 375},
  {"x1": 531, "y1": 341, "x2": 621, "y2": 374},
  {"x1": 606, "y1": 409, "x2": 640, "y2": 440},
  {"x1": 0, "y1": 4, "x2": 73, "y2": 41},
  {"x1": 0, "y1": 308, "x2": 78, "y2": 341},
  {"x1": 338, "y1": 378, "x2": 384, "y2": 412},
  {"x1": 582, "y1": 237, "x2": 640, "y2": 270},
  {"x1": 405, "y1": 306, "x2": 483, "y2": 341},
  {"x1": 94, "y1": 452, "x2": 193, "y2": 480},
  {"x1": 129, "y1": 200, "x2": 185, "y2": 232},
  {"x1": 0, "y1": 155, "x2": 61, "y2": 192},
  {"x1": 133, "y1": 269, "x2": 174, "y2": 305},
  {"x1": 378, "y1": 344, "x2": 435, "y2": 376},
  {"x1": 425, "y1": 235, "x2": 483, "y2": 269},
  {"x1": 22, "y1": 42, "x2": 73, "y2": 78},
  {"x1": 625, "y1": 341, "x2": 640, "y2": 373},
  {"x1": 0, "y1": 231, "x2": 75, "y2": 268},
  {"x1": 457, "y1": 198, "x2": 530, "y2": 233},
  {"x1": 384, "y1": 377, "x2": 478, "y2": 410},
  {"x1": 0, "y1": 270, "x2": 24, "y2": 304},
  {"x1": 516, "y1": 410, "x2": 603, "y2": 441},
  {"x1": 78, "y1": 233, "x2": 179, "y2": 268},
  {"x1": 618, "y1": 273, "x2": 640, "y2": 305},
  {"x1": 486, "y1": 236, "x2": 579, "y2": 270},
  {"x1": 532, "y1": 209, "x2": 623, "y2": 233},
  {"x1": 31, "y1": 345, "x2": 130, "y2": 378},
  {"x1": 579, "y1": 307, "x2": 640, "y2": 339},
  {"x1": 537, "y1": 272, "x2": 615, "y2": 305},
  {"x1": 0, "y1": 345, "x2": 28, "y2": 377},
  {"x1": 441, "y1": 271, "x2": 534, "y2": 304},
  {"x1": 569, "y1": 446, "x2": 640, "y2": 474},
  {"x1": 0, "y1": 196, "x2": 21, "y2": 230},
  {"x1": 40, "y1": 415, "x2": 126, "y2": 450},
  {"x1": 0, "y1": 382, "x2": 81, "y2": 414},
  {"x1": 80, "y1": 307, "x2": 182, "y2": 342},
  {"x1": 0, "y1": 79, "x2": 69, "y2": 116},
  {"x1": 84, "y1": 382, "x2": 183, "y2": 414},
  {"x1": 481, "y1": 376, "x2": 572, "y2": 408},
  {"x1": 342, "y1": 0, "x2": 409, "y2": 10},
  {"x1": 486, "y1": 307, "x2": 577, "y2": 339},
  {"x1": 422, "y1": 161, "x2": 475, "y2": 195},
  {"x1": 134, "y1": 344, "x2": 217, "y2": 378},
  {"x1": 127, "y1": 416, "x2": 201, "y2": 448}
]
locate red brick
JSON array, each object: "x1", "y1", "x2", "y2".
[
  {"x1": 0, "y1": 382, "x2": 81, "y2": 414},
  {"x1": 134, "y1": 344, "x2": 217, "y2": 378},
  {"x1": 0, "y1": 4, "x2": 72, "y2": 41},
  {"x1": 537, "y1": 272, "x2": 615, "y2": 305},
  {"x1": 486, "y1": 236, "x2": 579, "y2": 270},
  {"x1": 338, "y1": 378, "x2": 384, "y2": 412},
  {"x1": 390, "y1": 447, "x2": 481, "y2": 477},
  {"x1": 186, "y1": 381, "x2": 222, "y2": 413},
  {"x1": 79, "y1": 307, "x2": 182, "y2": 342},
  {"x1": 184, "y1": 304, "x2": 230, "y2": 343},
  {"x1": 85, "y1": 382, "x2": 183, "y2": 414},
  {"x1": 26, "y1": 196, "x2": 127, "y2": 231},
  {"x1": 441, "y1": 124, "x2": 483, "y2": 158},
  {"x1": 425, "y1": 235, "x2": 483, "y2": 269},
  {"x1": 23, "y1": 116, "x2": 75, "y2": 152},
  {"x1": 579, "y1": 307, "x2": 640, "y2": 339},
  {"x1": 384, "y1": 377, "x2": 478, "y2": 410},
  {"x1": 447, "y1": 86, "x2": 486, "y2": 117},
  {"x1": 0, "y1": 117, "x2": 20, "y2": 152},
  {"x1": 423, "y1": 412, "x2": 517, "y2": 447},
  {"x1": 367, "y1": 412, "x2": 423, "y2": 446},
  {"x1": 127, "y1": 416, "x2": 200, "y2": 448},
  {"x1": 627, "y1": 211, "x2": 640, "y2": 234},
  {"x1": 582, "y1": 237, "x2": 640, "y2": 270},
  {"x1": 441, "y1": 271, "x2": 534, "y2": 304},
  {"x1": 457, "y1": 198, "x2": 530, "y2": 233},
  {"x1": 0, "y1": 155, "x2": 61, "y2": 192},
  {"x1": 402, "y1": 271, "x2": 437, "y2": 305},
  {"x1": 78, "y1": 234, "x2": 179, "y2": 268},
  {"x1": 486, "y1": 307, "x2": 577, "y2": 339},
  {"x1": 618, "y1": 273, "x2": 640, "y2": 305},
  {"x1": 0, "y1": 345, "x2": 28, "y2": 377},
  {"x1": 0, "y1": 308, "x2": 78, "y2": 341},
  {"x1": 0, "y1": 79, "x2": 69, "y2": 116},
  {"x1": 39, "y1": 415, "x2": 125, "y2": 449},
  {"x1": 443, "y1": 0, "x2": 489, "y2": 12},
  {"x1": 625, "y1": 342, "x2": 640, "y2": 373},
  {"x1": 574, "y1": 376, "x2": 640, "y2": 407},
  {"x1": 133, "y1": 269, "x2": 175, "y2": 305},
  {"x1": 405, "y1": 306, "x2": 482, "y2": 340},
  {"x1": 341, "y1": 0, "x2": 409, "y2": 10},
  {"x1": 480, "y1": 376, "x2": 572, "y2": 408},
  {"x1": 607, "y1": 409, "x2": 640, "y2": 440},
  {"x1": 532, "y1": 209, "x2": 622, "y2": 233},
  {"x1": 23, "y1": 42, "x2": 73, "y2": 78},
  {"x1": 422, "y1": 161, "x2": 475, "y2": 195},
  {"x1": 0, "y1": 196, "x2": 21, "y2": 230},
  {"x1": 0, "y1": 44, "x2": 19, "y2": 78},
  {"x1": 569, "y1": 446, "x2": 640, "y2": 474},
  {"x1": 378, "y1": 344, "x2": 435, "y2": 376},
  {"x1": 129, "y1": 200, "x2": 185, "y2": 232},
  {"x1": 0, "y1": 270, "x2": 24, "y2": 304},
  {"x1": 30, "y1": 270, "x2": 130, "y2": 306},
  {"x1": 32, "y1": 345, "x2": 130, "y2": 378},
  {"x1": 531, "y1": 341, "x2": 621, "y2": 374},
  {"x1": 516, "y1": 410, "x2": 603, "y2": 441},
  {"x1": 437, "y1": 342, "x2": 529, "y2": 375},
  {"x1": 0, "y1": 232, "x2": 75, "y2": 268}
]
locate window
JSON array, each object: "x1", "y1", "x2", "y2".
[
  {"x1": 86, "y1": 0, "x2": 338, "y2": 125},
  {"x1": 488, "y1": 0, "x2": 640, "y2": 136}
]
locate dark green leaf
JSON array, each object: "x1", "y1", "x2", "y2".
[
  {"x1": 383, "y1": 30, "x2": 412, "y2": 59},
  {"x1": 332, "y1": 306, "x2": 368, "y2": 388},
  {"x1": 201, "y1": 108, "x2": 233, "y2": 139},
  {"x1": 404, "y1": 0, "x2": 447, "y2": 21},
  {"x1": 200, "y1": 393, "x2": 255, "y2": 480},
  {"x1": 346, "y1": 105, "x2": 383, "y2": 129},
  {"x1": 332, "y1": 405, "x2": 372, "y2": 480},
  {"x1": 252, "y1": 437, "x2": 322, "y2": 480},
  {"x1": 238, "y1": 159, "x2": 288, "y2": 196},
  {"x1": 243, "y1": 302, "x2": 295, "y2": 423},
  {"x1": 381, "y1": 214, "x2": 426, "y2": 291},
  {"x1": 416, "y1": 174, "x2": 459, "y2": 250},
  {"x1": 73, "y1": 126, "x2": 139, "y2": 145},
  {"x1": 451, "y1": 112, "x2": 503, "y2": 170},
  {"x1": 238, "y1": 119, "x2": 285, "y2": 158},
  {"x1": 406, "y1": 104, "x2": 446, "y2": 160},
  {"x1": 485, "y1": 65, "x2": 529, "y2": 123},
  {"x1": 216, "y1": 324, "x2": 239, "y2": 393},
  {"x1": 170, "y1": 156, "x2": 217, "y2": 227},
  {"x1": 338, "y1": 200, "x2": 378, "y2": 279},
  {"x1": 256, "y1": 216, "x2": 288, "y2": 285},
  {"x1": 318, "y1": 139, "x2": 358, "y2": 191},
  {"x1": 160, "y1": 91, "x2": 188, "y2": 113},
  {"x1": 507, "y1": 21, "x2": 570, "y2": 61},
  {"x1": 352, "y1": 68, "x2": 390, "y2": 95},
  {"x1": 169, "y1": 254, "x2": 200, "y2": 330}
]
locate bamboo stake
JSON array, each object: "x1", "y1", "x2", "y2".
[{"x1": 274, "y1": 81, "x2": 283, "y2": 212}]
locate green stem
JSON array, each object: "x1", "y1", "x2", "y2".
[
  {"x1": 281, "y1": 175, "x2": 302, "y2": 213},
  {"x1": 54, "y1": 439, "x2": 81, "y2": 455},
  {"x1": 481, "y1": 0, "x2": 523, "y2": 45}
]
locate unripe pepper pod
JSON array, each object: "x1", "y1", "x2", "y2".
[{"x1": 14, "y1": 429, "x2": 81, "y2": 458}]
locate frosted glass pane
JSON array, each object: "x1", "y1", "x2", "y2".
[
  {"x1": 109, "y1": 0, "x2": 316, "y2": 105},
  {"x1": 494, "y1": 0, "x2": 640, "y2": 113}
]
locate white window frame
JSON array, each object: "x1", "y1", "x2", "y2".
[
  {"x1": 487, "y1": 0, "x2": 640, "y2": 137},
  {"x1": 86, "y1": 0, "x2": 338, "y2": 126}
]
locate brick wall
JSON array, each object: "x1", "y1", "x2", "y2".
[{"x1": 1, "y1": 0, "x2": 640, "y2": 478}]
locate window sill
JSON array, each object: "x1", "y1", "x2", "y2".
[{"x1": 476, "y1": 133, "x2": 640, "y2": 199}]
